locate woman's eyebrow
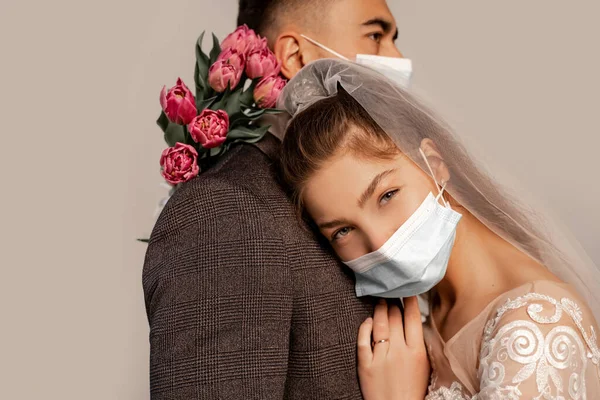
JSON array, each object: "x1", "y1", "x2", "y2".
[
  {"x1": 358, "y1": 169, "x2": 396, "y2": 208},
  {"x1": 318, "y1": 218, "x2": 352, "y2": 230}
]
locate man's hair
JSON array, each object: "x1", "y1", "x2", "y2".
[{"x1": 237, "y1": 0, "x2": 323, "y2": 38}]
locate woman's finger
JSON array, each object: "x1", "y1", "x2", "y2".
[
  {"x1": 403, "y1": 296, "x2": 424, "y2": 348},
  {"x1": 357, "y1": 317, "x2": 374, "y2": 367},
  {"x1": 372, "y1": 299, "x2": 391, "y2": 356},
  {"x1": 387, "y1": 303, "x2": 406, "y2": 349}
]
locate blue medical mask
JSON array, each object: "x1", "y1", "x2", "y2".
[
  {"x1": 300, "y1": 34, "x2": 413, "y2": 88},
  {"x1": 343, "y1": 149, "x2": 462, "y2": 298}
]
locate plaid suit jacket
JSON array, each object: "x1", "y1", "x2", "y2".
[{"x1": 143, "y1": 134, "x2": 375, "y2": 399}]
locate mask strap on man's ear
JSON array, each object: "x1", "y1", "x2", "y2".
[
  {"x1": 419, "y1": 147, "x2": 449, "y2": 207},
  {"x1": 300, "y1": 34, "x2": 350, "y2": 61}
]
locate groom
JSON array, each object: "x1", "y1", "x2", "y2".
[{"x1": 143, "y1": 0, "x2": 404, "y2": 398}]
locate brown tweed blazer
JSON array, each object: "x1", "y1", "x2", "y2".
[{"x1": 143, "y1": 134, "x2": 375, "y2": 399}]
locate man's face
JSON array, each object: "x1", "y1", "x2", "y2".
[{"x1": 307, "y1": 0, "x2": 403, "y2": 60}]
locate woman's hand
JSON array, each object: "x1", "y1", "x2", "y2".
[{"x1": 358, "y1": 297, "x2": 430, "y2": 400}]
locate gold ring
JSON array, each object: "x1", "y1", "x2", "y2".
[{"x1": 372, "y1": 339, "x2": 389, "y2": 347}]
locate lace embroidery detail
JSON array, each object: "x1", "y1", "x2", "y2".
[
  {"x1": 426, "y1": 381, "x2": 473, "y2": 400},
  {"x1": 426, "y1": 381, "x2": 522, "y2": 400},
  {"x1": 478, "y1": 293, "x2": 600, "y2": 399},
  {"x1": 482, "y1": 294, "x2": 600, "y2": 370}
]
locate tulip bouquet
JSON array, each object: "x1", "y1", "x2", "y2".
[{"x1": 157, "y1": 25, "x2": 287, "y2": 186}]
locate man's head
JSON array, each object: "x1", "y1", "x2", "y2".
[{"x1": 237, "y1": 0, "x2": 403, "y2": 79}]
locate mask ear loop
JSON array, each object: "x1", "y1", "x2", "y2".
[
  {"x1": 419, "y1": 148, "x2": 449, "y2": 208},
  {"x1": 300, "y1": 34, "x2": 350, "y2": 61},
  {"x1": 436, "y1": 182, "x2": 450, "y2": 208}
]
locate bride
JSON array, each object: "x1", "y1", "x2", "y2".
[{"x1": 276, "y1": 59, "x2": 600, "y2": 399}]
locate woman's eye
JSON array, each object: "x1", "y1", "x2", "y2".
[
  {"x1": 380, "y1": 189, "x2": 399, "y2": 205},
  {"x1": 368, "y1": 33, "x2": 383, "y2": 43},
  {"x1": 332, "y1": 227, "x2": 353, "y2": 242}
]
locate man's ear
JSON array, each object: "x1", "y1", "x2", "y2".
[
  {"x1": 273, "y1": 32, "x2": 320, "y2": 79},
  {"x1": 420, "y1": 138, "x2": 450, "y2": 186}
]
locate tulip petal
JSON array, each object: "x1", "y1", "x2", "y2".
[{"x1": 160, "y1": 86, "x2": 167, "y2": 110}]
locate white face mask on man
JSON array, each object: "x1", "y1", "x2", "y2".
[{"x1": 300, "y1": 34, "x2": 413, "y2": 88}]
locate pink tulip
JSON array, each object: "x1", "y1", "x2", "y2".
[
  {"x1": 217, "y1": 48, "x2": 246, "y2": 71},
  {"x1": 208, "y1": 60, "x2": 243, "y2": 92},
  {"x1": 248, "y1": 36, "x2": 268, "y2": 54},
  {"x1": 254, "y1": 74, "x2": 287, "y2": 109},
  {"x1": 159, "y1": 78, "x2": 197, "y2": 125},
  {"x1": 246, "y1": 48, "x2": 280, "y2": 79},
  {"x1": 221, "y1": 25, "x2": 264, "y2": 56},
  {"x1": 160, "y1": 143, "x2": 200, "y2": 185},
  {"x1": 188, "y1": 109, "x2": 229, "y2": 149}
]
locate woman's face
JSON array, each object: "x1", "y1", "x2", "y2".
[{"x1": 302, "y1": 149, "x2": 441, "y2": 262}]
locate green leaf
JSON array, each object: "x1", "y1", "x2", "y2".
[
  {"x1": 195, "y1": 32, "x2": 210, "y2": 100},
  {"x1": 137, "y1": 238, "x2": 150, "y2": 243},
  {"x1": 194, "y1": 64, "x2": 204, "y2": 103},
  {"x1": 183, "y1": 125, "x2": 193, "y2": 143},
  {"x1": 242, "y1": 107, "x2": 266, "y2": 118},
  {"x1": 209, "y1": 33, "x2": 222, "y2": 65},
  {"x1": 220, "y1": 142, "x2": 232, "y2": 154},
  {"x1": 226, "y1": 125, "x2": 270, "y2": 141},
  {"x1": 229, "y1": 112, "x2": 251, "y2": 128},
  {"x1": 239, "y1": 80, "x2": 258, "y2": 106},
  {"x1": 156, "y1": 111, "x2": 169, "y2": 133},
  {"x1": 197, "y1": 146, "x2": 210, "y2": 158},
  {"x1": 226, "y1": 126, "x2": 254, "y2": 140},
  {"x1": 233, "y1": 125, "x2": 270, "y2": 144},
  {"x1": 210, "y1": 85, "x2": 231, "y2": 111},
  {"x1": 229, "y1": 108, "x2": 267, "y2": 128},
  {"x1": 197, "y1": 95, "x2": 218, "y2": 111},
  {"x1": 164, "y1": 123, "x2": 186, "y2": 147},
  {"x1": 252, "y1": 124, "x2": 271, "y2": 137},
  {"x1": 209, "y1": 146, "x2": 223, "y2": 157},
  {"x1": 241, "y1": 103, "x2": 283, "y2": 116},
  {"x1": 242, "y1": 135, "x2": 268, "y2": 144},
  {"x1": 261, "y1": 108, "x2": 284, "y2": 115},
  {"x1": 224, "y1": 87, "x2": 243, "y2": 117},
  {"x1": 229, "y1": 119, "x2": 250, "y2": 129}
]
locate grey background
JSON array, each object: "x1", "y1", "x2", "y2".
[{"x1": 0, "y1": 0, "x2": 598, "y2": 398}]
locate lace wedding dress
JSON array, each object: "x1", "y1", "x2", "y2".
[{"x1": 424, "y1": 280, "x2": 600, "y2": 399}]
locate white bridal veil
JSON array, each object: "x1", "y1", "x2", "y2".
[{"x1": 277, "y1": 58, "x2": 600, "y2": 321}]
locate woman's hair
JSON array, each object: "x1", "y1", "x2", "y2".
[
  {"x1": 280, "y1": 82, "x2": 545, "y2": 261},
  {"x1": 281, "y1": 87, "x2": 399, "y2": 210}
]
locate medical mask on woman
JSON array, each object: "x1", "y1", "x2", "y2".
[
  {"x1": 300, "y1": 34, "x2": 413, "y2": 88},
  {"x1": 343, "y1": 149, "x2": 462, "y2": 298}
]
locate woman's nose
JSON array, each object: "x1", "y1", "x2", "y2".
[{"x1": 365, "y1": 227, "x2": 395, "y2": 253}]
